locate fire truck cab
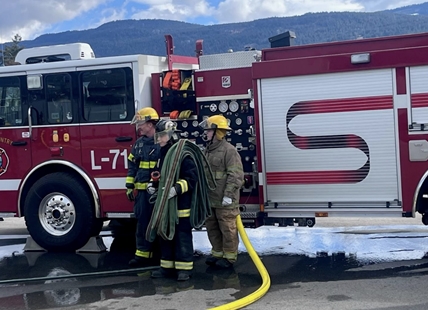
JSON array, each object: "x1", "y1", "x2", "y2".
[
  {"x1": 0, "y1": 38, "x2": 198, "y2": 251},
  {"x1": 2, "y1": 31, "x2": 428, "y2": 252}
]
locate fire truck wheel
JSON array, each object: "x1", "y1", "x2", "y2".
[
  {"x1": 90, "y1": 218, "x2": 105, "y2": 237},
  {"x1": 24, "y1": 172, "x2": 96, "y2": 252}
]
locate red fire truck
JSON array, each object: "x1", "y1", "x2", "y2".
[{"x1": 2, "y1": 31, "x2": 428, "y2": 251}]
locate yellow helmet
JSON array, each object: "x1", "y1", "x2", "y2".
[
  {"x1": 131, "y1": 107, "x2": 159, "y2": 125},
  {"x1": 199, "y1": 115, "x2": 232, "y2": 131}
]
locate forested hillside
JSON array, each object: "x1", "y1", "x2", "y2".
[{"x1": 11, "y1": 5, "x2": 428, "y2": 57}]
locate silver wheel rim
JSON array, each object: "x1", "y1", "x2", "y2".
[{"x1": 38, "y1": 192, "x2": 76, "y2": 236}]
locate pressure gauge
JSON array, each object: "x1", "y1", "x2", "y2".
[
  {"x1": 192, "y1": 120, "x2": 199, "y2": 127},
  {"x1": 235, "y1": 118, "x2": 242, "y2": 126},
  {"x1": 229, "y1": 100, "x2": 239, "y2": 113},
  {"x1": 182, "y1": 121, "x2": 188, "y2": 128},
  {"x1": 219, "y1": 101, "x2": 228, "y2": 113},
  {"x1": 209, "y1": 103, "x2": 217, "y2": 112}
]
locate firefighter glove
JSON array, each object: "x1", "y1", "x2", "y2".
[
  {"x1": 168, "y1": 187, "x2": 177, "y2": 199},
  {"x1": 222, "y1": 196, "x2": 233, "y2": 206},
  {"x1": 147, "y1": 183, "x2": 156, "y2": 195},
  {"x1": 126, "y1": 188, "x2": 135, "y2": 201}
]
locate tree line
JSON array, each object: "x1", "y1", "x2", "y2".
[{"x1": 0, "y1": 34, "x2": 23, "y2": 66}]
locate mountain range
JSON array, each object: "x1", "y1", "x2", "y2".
[{"x1": 8, "y1": 2, "x2": 428, "y2": 58}]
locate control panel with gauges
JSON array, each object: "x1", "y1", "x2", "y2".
[
  {"x1": 191, "y1": 66, "x2": 260, "y2": 225},
  {"x1": 152, "y1": 64, "x2": 261, "y2": 226},
  {"x1": 196, "y1": 97, "x2": 259, "y2": 212}
]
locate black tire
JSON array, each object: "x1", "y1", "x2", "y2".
[
  {"x1": 108, "y1": 218, "x2": 137, "y2": 237},
  {"x1": 24, "y1": 172, "x2": 96, "y2": 252},
  {"x1": 90, "y1": 218, "x2": 105, "y2": 237}
]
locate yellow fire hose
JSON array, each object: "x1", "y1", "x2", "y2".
[
  {"x1": 208, "y1": 214, "x2": 271, "y2": 310},
  {"x1": 146, "y1": 140, "x2": 270, "y2": 308}
]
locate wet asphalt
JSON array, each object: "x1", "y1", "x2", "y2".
[{"x1": 1, "y1": 218, "x2": 428, "y2": 309}]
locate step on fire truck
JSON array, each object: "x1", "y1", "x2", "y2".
[{"x1": 2, "y1": 31, "x2": 428, "y2": 251}]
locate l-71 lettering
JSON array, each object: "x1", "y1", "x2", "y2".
[{"x1": 90, "y1": 149, "x2": 128, "y2": 170}]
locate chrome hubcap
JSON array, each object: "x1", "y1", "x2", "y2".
[{"x1": 39, "y1": 193, "x2": 76, "y2": 236}]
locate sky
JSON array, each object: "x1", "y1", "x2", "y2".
[{"x1": 0, "y1": 0, "x2": 427, "y2": 43}]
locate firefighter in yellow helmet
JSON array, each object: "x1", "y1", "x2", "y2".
[
  {"x1": 126, "y1": 107, "x2": 161, "y2": 267},
  {"x1": 199, "y1": 115, "x2": 244, "y2": 268},
  {"x1": 131, "y1": 107, "x2": 160, "y2": 137}
]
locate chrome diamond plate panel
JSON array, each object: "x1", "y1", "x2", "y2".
[{"x1": 199, "y1": 51, "x2": 258, "y2": 71}]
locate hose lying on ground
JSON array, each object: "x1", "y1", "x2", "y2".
[{"x1": 208, "y1": 214, "x2": 271, "y2": 310}]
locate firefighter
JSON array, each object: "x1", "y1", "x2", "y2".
[
  {"x1": 199, "y1": 115, "x2": 244, "y2": 268},
  {"x1": 148, "y1": 120, "x2": 198, "y2": 281},
  {"x1": 126, "y1": 107, "x2": 161, "y2": 267}
]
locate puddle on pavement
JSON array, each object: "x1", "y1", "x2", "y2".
[
  {"x1": 1, "y1": 223, "x2": 428, "y2": 309},
  {"x1": 1, "y1": 247, "x2": 428, "y2": 309}
]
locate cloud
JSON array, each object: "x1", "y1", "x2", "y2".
[
  {"x1": 128, "y1": 0, "x2": 427, "y2": 24},
  {"x1": 355, "y1": 0, "x2": 426, "y2": 11},
  {"x1": 0, "y1": 0, "x2": 104, "y2": 42},
  {"x1": 213, "y1": 0, "x2": 364, "y2": 23},
  {"x1": 95, "y1": 7, "x2": 128, "y2": 28},
  {"x1": 130, "y1": 0, "x2": 213, "y2": 21}
]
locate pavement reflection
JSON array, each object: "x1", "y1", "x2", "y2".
[
  {"x1": 1, "y1": 244, "x2": 428, "y2": 310},
  {"x1": 1, "y1": 220, "x2": 428, "y2": 309}
]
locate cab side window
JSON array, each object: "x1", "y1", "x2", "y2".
[
  {"x1": 81, "y1": 68, "x2": 131, "y2": 123},
  {"x1": 0, "y1": 77, "x2": 22, "y2": 127},
  {"x1": 46, "y1": 74, "x2": 72, "y2": 124}
]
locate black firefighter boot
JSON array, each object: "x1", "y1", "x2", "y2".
[
  {"x1": 129, "y1": 256, "x2": 152, "y2": 268},
  {"x1": 205, "y1": 256, "x2": 220, "y2": 266},
  {"x1": 151, "y1": 267, "x2": 176, "y2": 279},
  {"x1": 215, "y1": 258, "x2": 233, "y2": 268},
  {"x1": 177, "y1": 270, "x2": 192, "y2": 281}
]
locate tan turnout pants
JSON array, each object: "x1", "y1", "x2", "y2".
[{"x1": 205, "y1": 207, "x2": 240, "y2": 262}]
